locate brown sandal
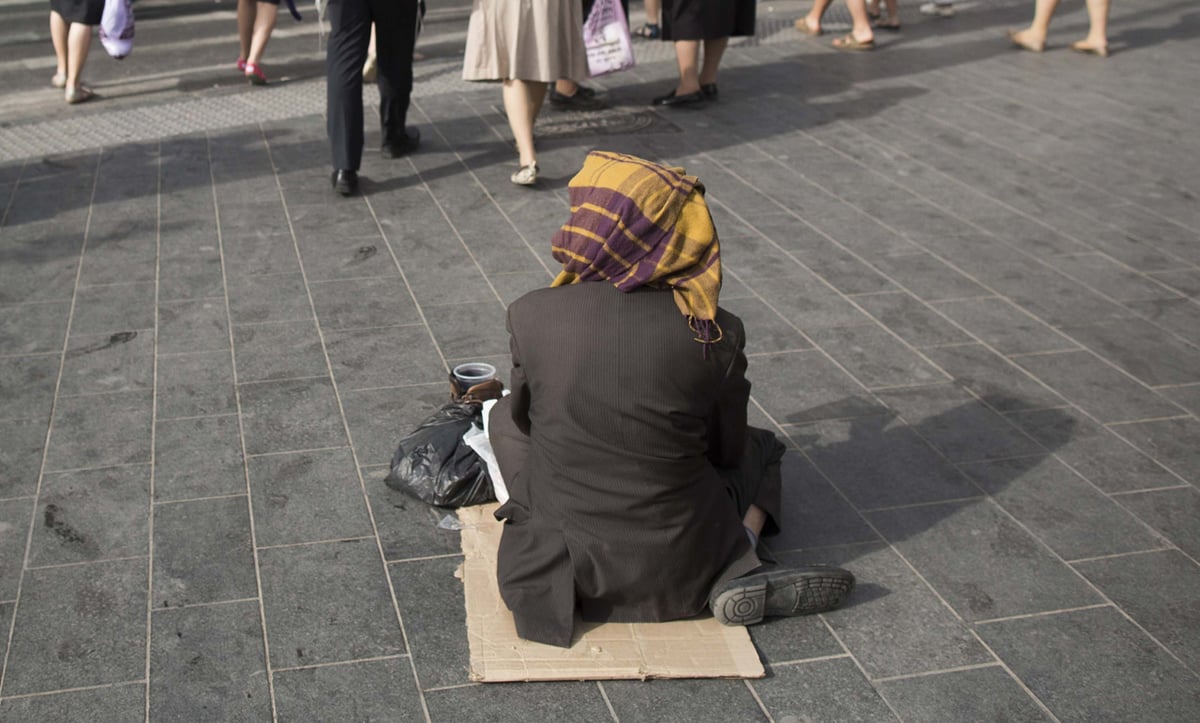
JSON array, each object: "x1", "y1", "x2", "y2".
[
  {"x1": 795, "y1": 18, "x2": 823, "y2": 37},
  {"x1": 832, "y1": 34, "x2": 875, "y2": 51}
]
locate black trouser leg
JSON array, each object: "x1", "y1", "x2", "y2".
[
  {"x1": 370, "y1": 0, "x2": 419, "y2": 147},
  {"x1": 326, "y1": 0, "x2": 372, "y2": 171}
]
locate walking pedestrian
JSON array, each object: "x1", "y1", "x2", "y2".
[
  {"x1": 1008, "y1": 0, "x2": 1111, "y2": 57},
  {"x1": 326, "y1": 0, "x2": 423, "y2": 196},
  {"x1": 795, "y1": 0, "x2": 876, "y2": 51},
  {"x1": 49, "y1": 0, "x2": 102, "y2": 104},
  {"x1": 236, "y1": 0, "x2": 279, "y2": 85},
  {"x1": 653, "y1": 0, "x2": 757, "y2": 107}
]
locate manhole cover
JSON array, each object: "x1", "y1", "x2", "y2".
[{"x1": 495, "y1": 105, "x2": 681, "y2": 141}]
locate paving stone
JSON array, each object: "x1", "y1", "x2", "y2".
[
  {"x1": 0, "y1": 301, "x2": 70, "y2": 355},
  {"x1": 155, "y1": 350, "x2": 238, "y2": 419},
  {"x1": 747, "y1": 350, "x2": 889, "y2": 426},
  {"x1": 604, "y1": 678, "x2": 768, "y2": 721},
  {"x1": 930, "y1": 297, "x2": 1080, "y2": 355},
  {"x1": 423, "y1": 301, "x2": 511, "y2": 360},
  {"x1": 867, "y1": 500, "x2": 1102, "y2": 622},
  {"x1": 1126, "y1": 297, "x2": 1200, "y2": 345},
  {"x1": 273, "y1": 657, "x2": 422, "y2": 722},
  {"x1": 30, "y1": 465, "x2": 149, "y2": 567},
  {"x1": 767, "y1": 451, "x2": 878, "y2": 551},
  {"x1": 363, "y1": 467, "x2": 462, "y2": 562},
  {"x1": 3, "y1": 558, "x2": 147, "y2": 695},
  {"x1": 309, "y1": 276, "x2": 421, "y2": 330},
  {"x1": 975, "y1": 606, "x2": 1200, "y2": 722},
  {"x1": 801, "y1": 245, "x2": 899, "y2": 295},
  {"x1": 752, "y1": 658, "x2": 897, "y2": 722},
  {"x1": 0, "y1": 499, "x2": 32, "y2": 599},
  {"x1": 248, "y1": 449, "x2": 372, "y2": 547},
  {"x1": 0, "y1": 355, "x2": 58, "y2": 421},
  {"x1": 221, "y1": 230, "x2": 302, "y2": 277},
  {"x1": 158, "y1": 298, "x2": 230, "y2": 354},
  {"x1": 1074, "y1": 550, "x2": 1200, "y2": 673},
  {"x1": 44, "y1": 390, "x2": 153, "y2": 471},
  {"x1": 1158, "y1": 383, "x2": 1200, "y2": 417},
  {"x1": 324, "y1": 325, "x2": 446, "y2": 391},
  {"x1": 922, "y1": 343, "x2": 1067, "y2": 413},
  {"x1": 425, "y1": 681, "x2": 613, "y2": 722},
  {"x1": 1148, "y1": 268, "x2": 1200, "y2": 297},
  {"x1": 873, "y1": 384, "x2": 1045, "y2": 463},
  {"x1": 959, "y1": 456, "x2": 1166, "y2": 561},
  {"x1": 158, "y1": 255, "x2": 226, "y2": 302},
  {"x1": 389, "y1": 556, "x2": 469, "y2": 689},
  {"x1": 876, "y1": 666, "x2": 1052, "y2": 723},
  {"x1": 808, "y1": 324, "x2": 948, "y2": 390},
  {"x1": 78, "y1": 216, "x2": 158, "y2": 287},
  {"x1": 489, "y1": 270, "x2": 555, "y2": 307},
  {"x1": 259, "y1": 539, "x2": 405, "y2": 668},
  {"x1": 0, "y1": 683, "x2": 144, "y2": 721},
  {"x1": 785, "y1": 542, "x2": 992, "y2": 679},
  {"x1": 0, "y1": 417, "x2": 47, "y2": 498},
  {"x1": 226, "y1": 272, "x2": 314, "y2": 325},
  {"x1": 153, "y1": 496, "x2": 257, "y2": 608},
  {"x1": 341, "y1": 383, "x2": 449, "y2": 468},
  {"x1": 231, "y1": 320, "x2": 328, "y2": 383},
  {"x1": 238, "y1": 378, "x2": 346, "y2": 456},
  {"x1": 155, "y1": 414, "x2": 246, "y2": 501},
  {"x1": 751, "y1": 275, "x2": 876, "y2": 331},
  {"x1": 294, "y1": 233, "x2": 399, "y2": 282},
  {"x1": 59, "y1": 329, "x2": 154, "y2": 396},
  {"x1": 869, "y1": 252, "x2": 991, "y2": 302},
  {"x1": 1111, "y1": 417, "x2": 1200, "y2": 487},
  {"x1": 149, "y1": 601, "x2": 271, "y2": 721},
  {"x1": 853, "y1": 291, "x2": 973, "y2": 348},
  {"x1": 722, "y1": 296, "x2": 813, "y2": 354},
  {"x1": 1116, "y1": 486, "x2": 1200, "y2": 561},
  {"x1": 1048, "y1": 253, "x2": 1184, "y2": 303},
  {"x1": 795, "y1": 416, "x2": 978, "y2": 510},
  {"x1": 1057, "y1": 318, "x2": 1200, "y2": 387},
  {"x1": 70, "y1": 282, "x2": 156, "y2": 333},
  {"x1": 721, "y1": 232, "x2": 806, "y2": 280}
]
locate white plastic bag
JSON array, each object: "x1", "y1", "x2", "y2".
[
  {"x1": 463, "y1": 398, "x2": 509, "y2": 504},
  {"x1": 99, "y1": 0, "x2": 135, "y2": 60},
  {"x1": 583, "y1": 0, "x2": 635, "y2": 77}
]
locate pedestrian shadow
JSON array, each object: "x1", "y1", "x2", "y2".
[{"x1": 764, "y1": 395, "x2": 1076, "y2": 612}]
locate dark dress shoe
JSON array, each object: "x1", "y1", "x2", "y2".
[
  {"x1": 548, "y1": 87, "x2": 607, "y2": 111},
  {"x1": 652, "y1": 88, "x2": 706, "y2": 108},
  {"x1": 381, "y1": 126, "x2": 420, "y2": 158},
  {"x1": 701, "y1": 83, "x2": 718, "y2": 99},
  {"x1": 710, "y1": 564, "x2": 855, "y2": 626},
  {"x1": 331, "y1": 169, "x2": 358, "y2": 196}
]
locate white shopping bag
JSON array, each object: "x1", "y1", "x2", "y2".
[
  {"x1": 584, "y1": 0, "x2": 636, "y2": 77},
  {"x1": 99, "y1": 0, "x2": 134, "y2": 60}
]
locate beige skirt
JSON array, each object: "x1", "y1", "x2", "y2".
[{"x1": 462, "y1": 0, "x2": 591, "y2": 83}]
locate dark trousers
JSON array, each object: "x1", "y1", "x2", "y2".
[{"x1": 326, "y1": 0, "x2": 420, "y2": 171}]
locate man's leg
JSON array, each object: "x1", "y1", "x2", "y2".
[
  {"x1": 326, "y1": 0, "x2": 372, "y2": 176},
  {"x1": 372, "y1": 0, "x2": 420, "y2": 154}
]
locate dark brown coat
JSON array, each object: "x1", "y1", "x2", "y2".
[{"x1": 490, "y1": 283, "x2": 760, "y2": 647}]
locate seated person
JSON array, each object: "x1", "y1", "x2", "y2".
[{"x1": 488, "y1": 151, "x2": 855, "y2": 647}]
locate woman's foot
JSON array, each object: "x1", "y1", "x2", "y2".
[
  {"x1": 632, "y1": 22, "x2": 660, "y2": 40},
  {"x1": 1007, "y1": 28, "x2": 1045, "y2": 52},
  {"x1": 1070, "y1": 38, "x2": 1109, "y2": 57},
  {"x1": 874, "y1": 16, "x2": 901, "y2": 31},
  {"x1": 795, "y1": 16, "x2": 822, "y2": 36},
  {"x1": 236, "y1": 58, "x2": 247, "y2": 72},
  {"x1": 51, "y1": 72, "x2": 67, "y2": 89},
  {"x1": 511, "y1": 161, "x2": 539, "y2": 186},
  {"x1": 245, "y1": 62, "x2": 268, "y2": 85},
  {"x1": 832, "y1": 33, "x2": 875, "y2": 51},
  {"x1": 65, "y1": 85, "x2": 94, "y2": 104}
]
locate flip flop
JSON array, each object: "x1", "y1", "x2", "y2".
[
  {"x1": 832, "y1": 34, "x2": 875, "y2": 51},
  {"x1": 795, "y1": 18, "x2": 823, "y2": 36},
  {"x1": 1007, "y1": 29, "x2": 1045, "y2": 53},
  {"x1": 1070, "y1": 41, "x2": 1109, "y2": 58}
]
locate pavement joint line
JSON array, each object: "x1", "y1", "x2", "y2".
[
  {"x1": 235, "y1": 373, "x2": 329, "y2": 387},
  {"x1": 242, "y1": 445, "x2": 352, "y2": 459},
  {"x1": 1104, "y1": 414, "x2": 1193, "y2": 427},
  {"x1": 1004, "y1": 348, "x2": 1082, "y2": 359},
  {"x1": 41, "y1": 460, "x2": 153, "y2": 475},
  {"x1": 0, "y1": 677, "x2": 146, "y2": 702},
  {"x1": 386, "y1": 553, "x2": 465, "y2": 565},
  {"x1": 270, "y1": 653, "x2": 413, "y2": 674},
  {"x1": 0, "y1": 351, "x2": 62, "y2": 359},
  {"x1": 256, "y1": 535, "x2": 377, "y2": 551},
  {"x1": 421, "y1": 682, "x2": 480, "y2": 694},
  {"x1": 1106, "y1": 484, "x2": 1194, "y2": 497},
  {"x1": 870, "y1": 661, "x2": 1004, "y2": 684},
  {"x1": 1065, "y1": 547, "x2": 1177, "y2": 566},
  {"x1": 965, "y1": 628, "x2": 1062, "y2": 723},
  {"x1": 56, "y1": 388, "x2": 157, "y2": 400},
  {"x1": 858, "y1": 495, "x2": 987, "y2": 514},
  {"x1": 595, "y1": 681, "x2": 620, "y2": 723},
  {"x1": 764, "y1": 653, "x2": 854, "y2": 669},
  {"x1": 0, "y1": 496, "x2": 34, "y2": 505},
  {"x1": 818, "y1": 614, "x2": 907, "y2": 722},
  {"x1": 277, "y1": 321, "x2": 428, "y2": 333},
  {"x1": 863, "y1": 379, "x2": 957, "y2": 393},
  {"x1": 339, "y1": 381, "x2": 445, "y2": 395},
  {"x1": 972, "y1": 603, "x2": 1116, "y2": 627},
  {"x1": 25, "y1": 554, "x2": 149, "y2": 572},
  {"x1": 152, "y1": 597, "x2": 261, "y2": 613},
  {"x1": 153, "y1": 492, "x2": 249, "y2": 507},
  {"x1": 155, "y1": 412, "x2": 242, "y2": 423},
  {"x1": 741, "y1": 678, "x2": 773, "y2": 722}
]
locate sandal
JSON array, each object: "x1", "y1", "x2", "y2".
[
  {"x1": 65, "y1": 85, "x2": 94, "y2": 104},
  {"x1": 874, "y1": 19, "x2": 901, "y2": 31},
  {"x1": 832, "y1": 34, "x2": 875, "y2": 51},
  {"x1": 632, "y1": 23, "x2": 660, "y2": 40},
  {"x1": 510, "y1": 162, "x2": 539, "y2": 186},
  {"x1": 51, "y1": 73, "x2": 67, "y2": 89},
  {"x1": 795, "y1": 17, "x2": 822, "y2": 37}
]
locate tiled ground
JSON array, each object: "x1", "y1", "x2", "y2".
[{"x1": 1, "y1": 0, "x2": 1199, "y2": 720}]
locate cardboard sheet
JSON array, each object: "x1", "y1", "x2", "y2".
[{"x1": 457, "y1": 503, "x2": 765, "y2": 683}]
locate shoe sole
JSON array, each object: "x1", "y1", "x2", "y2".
[{"x1": 711, "y1": 569, "x2": 855, "y2": 626}]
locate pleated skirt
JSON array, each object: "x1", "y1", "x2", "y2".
[
  {"x1": 662, "y1": 0, "x2": 757, "y2": 41},
  {"x1": 462, "y1": 0, "x2": 591, "y2": 83}
]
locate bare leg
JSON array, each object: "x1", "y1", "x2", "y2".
[
  {"x1": 66, "y1": 22, "x2": 91, "y2": 88},
  {"x1": 49, "y1": 11, "x2": 68, "y2": 80},
  {"x1": 845, "y1": 0, "x2": 875, "y2": 43},
  {"x1": 237, "y1": 0, "x2": 255, "y2": 62},
  {"x1": 246, "y1": 1, "x2": 278, "y2": 66},
  {"x1": 673, "y1": 40, "x2": 702, "y2": 95},
  {"x1": 882, "y1": 0, "x2": 900, "y2": 25},
  {"x1": 698, "y1": 37, "x2": 727, "y2": 86},
  {"x1": 502, "y1": 79, "x2": 546, "y2": 167},
  {"x1": 743, "y1": 504, "x2": 768, "y2": 538},
  {"x1": 1075, "y1": 0, "x2": 1109, "y2": 51},
  {"x1": 554, "y1": 78, "x2": 578, "y2": 96},
  {"x1": 800, "y1": 0, "x2": 835, "y2": 34},
  {"x1": 1010, "y1": 0, "x2": 1061, "y2": 51}
]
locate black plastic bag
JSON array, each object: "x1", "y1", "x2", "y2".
[{"x1": 385, "y1": 401, "x2": 495, "y2": 508}]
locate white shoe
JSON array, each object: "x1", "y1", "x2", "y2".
[
  {"x1": 510, "y1": 162, "x2": 538, "y2": 186},
  {"x1": 919, "y1": 2, "x2": 956, "y2": 17}
]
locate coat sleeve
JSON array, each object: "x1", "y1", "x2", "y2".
[{"x1": 707, "y1": 316, "x2": 751, "y2": 469}]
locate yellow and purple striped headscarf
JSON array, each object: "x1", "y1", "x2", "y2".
[{"x1": 551, "y1": 151, "x2": 723, "y2": 345}]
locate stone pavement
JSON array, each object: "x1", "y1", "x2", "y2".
[{"x1": 1, "y1": 0, "x2": 1199, "y2": 719}]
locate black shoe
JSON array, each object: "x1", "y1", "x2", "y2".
[
  {"x1": 381, "y1": 126, "x2": 420, "y2": 158},
  {"x1": 701, "y1": 83, "x2": 718, "y2": 100},
  {"x1": 548, "y1": 87, "x2": 607, "y2": 111},
  {"x1": 652, "y1": 89, "x2": 706, "y2": 108},
  {"x1": 709, "y1": 564, "x2": 855, "y2": 626},
  {"x1": 331, "y1": 169, "x2": 358, "y2": 196}
]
